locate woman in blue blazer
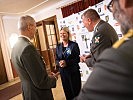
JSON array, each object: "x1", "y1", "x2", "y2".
[{"x1": 56, "y1": 27, "x2": 81, "y2": 100}]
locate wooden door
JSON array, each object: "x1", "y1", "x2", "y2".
[
  {"x1": 0, "y1": 44, "x2": 8, "y2": 85},
  {"x1": 35, "y1": 24, "x2": 51, "y2": 72},
  {"x1": 43, "y1": 21, "x2": 58, "y2": 71},
  {"x1": 36, "y1": 16, "x2": 59, "y2": 72}
]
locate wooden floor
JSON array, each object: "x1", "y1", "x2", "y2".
[
  {"x1": 0, "y1": 77, "x2": 66, "y2": 100},
  {"x1": 0, "y1": 76, "x2": 86, "y2": 100}
]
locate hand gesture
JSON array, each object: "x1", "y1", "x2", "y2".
[
  {"x1": 80, "y1": 54, "x2": 91, "y2": 63},
  {"x1": 59, "y1": 60, "x2": 66, "y2": 68},
  {"x1": 51, "y1": 72, "x2": 60, "y2": 80}
]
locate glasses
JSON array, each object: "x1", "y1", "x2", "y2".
[{"x1": 107, "y1": 0, "x2": 113, "y2": 12}]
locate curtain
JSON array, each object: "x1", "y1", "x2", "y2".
[{"x1": 61, "y1": 0, "x2": 103, "y2": 18}]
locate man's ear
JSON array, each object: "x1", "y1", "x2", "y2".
[{"x1": 88, "y1": 18, "x2": 91, "y2": 25}]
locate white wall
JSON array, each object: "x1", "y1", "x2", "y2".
[
  {"x1": 35, "y1": 6, "x2": 62, "y2": 21},
  {"x1": 2, "y1": 16, "x2": 19, "y2": 56},
  {"x1": 34, "y1": 0, "x2": 77, "y2": 21},
  {"x1": 3, "y1": 16, "x2": 19, "y2": 35}
]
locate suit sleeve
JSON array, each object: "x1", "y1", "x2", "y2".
[{"x1": 20, "y1": 45, "x2": 56, "y2": 89}]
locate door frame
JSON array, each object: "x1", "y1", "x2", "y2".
[
  {"x1": 0, "y1": 43, "x2": 8, "y2": 85},
  {"x1": 36, "y1": 15, "x2": 59, "y2": 71}
]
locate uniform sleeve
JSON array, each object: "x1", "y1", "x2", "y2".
[
  {"x1": 88, "y1": 32, "x2": 112, "y2": 67},
  {"x1": 91, "y1": 33, "x2": 112, "y2": 58},
  {"x1": 84, "y1": 57, "x2": 94, "y2": 67},
  {"x1": 74, "y1": 48, "x2": 133, "y2": 100},
  {"x1": 21, "y1": 45, "x2": 56, "y2": 89}
]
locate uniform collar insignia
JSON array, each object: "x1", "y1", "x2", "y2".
[{"x1": 94, "y1": 36, "x2": 100, "y2": 44}]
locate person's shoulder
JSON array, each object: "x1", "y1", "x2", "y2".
[
  {"x1": 113, "y1": 30, "x2": 133, "y2": 49},
  {"x1": 99, "y1": 47, "x2": 116, "y2": 58},
  {"x1": 69, "y1": 40, "x2": 75, "y2": 44},
  {"x1": 115, "y1": 37, "x2": 133, "y2": 51},
  {"x1": 97, "y1": 20, "x2": 117, "y2": 37},
  {"x1": 95, "y1": 30, "x2": 133, "y2": 67},
  {"x1": 99, "y1": 20, "x2": 107, "y2": 26},
  {"x1": 56, "y1": 42, "x2": 62, "y2": 46},
  {"x1": 97, "y1": 37, "x2": 133, "y2": 65},
  {"x1": 96, "y1": 20, "x2": 110, "y2": 32},
  {"x1": 16, "y1": 37, "x2": 31, "y2": 49},
  {"x1": 99, "y1": 20, "x2": 113, "y2": 28},
  {"x1": 69, "y1": 40, "x2": 78, "y2": 45}
]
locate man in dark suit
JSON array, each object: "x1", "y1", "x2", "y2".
[
  {"x1": 11, "y1": 15, "x2": 59, "y2": 100},
  {"x1": 80, "y1": 9, "x2": 118, "y2": 67},
  {"x1": 74, "y1": 0, "x2": 133, "y2": 100}
]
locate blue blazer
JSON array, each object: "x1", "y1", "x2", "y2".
[{"x1": 56, "y1": 40, "x2": 80, "y2": 73}]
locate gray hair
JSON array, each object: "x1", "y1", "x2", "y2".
[
  {"x1": 18, "y1": 15, "x2": 36, "y2": 31},
  {"x1": 113, "y1": 0, "x2": 133, "y2": 34}
]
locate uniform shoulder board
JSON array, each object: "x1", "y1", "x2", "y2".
[{"x1": 113, "y1": 29, "x2": 133, "y2": 49}]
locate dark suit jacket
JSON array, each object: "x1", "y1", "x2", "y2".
[
  {"x1": 11, "y1": 37, "x2": 56, "y2": 100},
  {"x1": 85, "y1": 20, "x2": 118, "y2": 67},
  {"x1": 74, "y1": 37, "x2": 133, "y2": 100},
  {"x1": 56, "y1": 40, "x2": 80, "y2": 73}
]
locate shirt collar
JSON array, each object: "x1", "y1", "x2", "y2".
[
  {"x1": 19, "y1": 35, "x2": 31, "y2": 42},
  {"x1": 94, "y1": 20, "x2": 101, "y2": 32}
]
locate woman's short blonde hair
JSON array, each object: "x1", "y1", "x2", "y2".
[
  {"x1": 60, "y1": 27, "x2": 70, "y2": 34},
  {"x1": 60, "y1": 26, "x2": 72, "y2": 40}
]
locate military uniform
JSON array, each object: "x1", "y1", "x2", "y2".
[
  {"x1": 75, "y1": 29, "x2": 133, "y2": 100},
  {"x1": 85, "y1": 20, "x2": 118, "y2": 67}
]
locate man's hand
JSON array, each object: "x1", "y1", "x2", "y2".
[
  {"x1": 51, "y1": 72, "x2": 60, "y2": 80},
  {"x1": 80, "y1": 54, "x2": 91, "y2": 63}
]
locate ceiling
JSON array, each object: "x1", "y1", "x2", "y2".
[{"x1": 0, "y1": 0, "x2": 64, "y2": 15}]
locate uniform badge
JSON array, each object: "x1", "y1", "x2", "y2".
[{"x1": 94, "y1": 36, "x2": 100, "y2": 44}]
